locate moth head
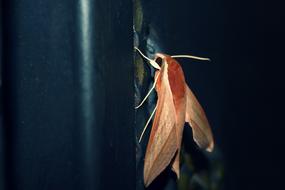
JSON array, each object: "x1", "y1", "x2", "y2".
[{"x1": 154, "y1": 53, "x2": 168, "y2": 68}]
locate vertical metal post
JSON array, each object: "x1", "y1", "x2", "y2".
[{"x1": 1, "y1": 0, "x2": 134, "y2": 190}]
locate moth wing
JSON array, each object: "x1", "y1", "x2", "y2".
[
  {"x1": 171, "y1": 90, "x2": 187, "y2": 179},
  {"x1": 144, "y1": 71, "x2": 178, "y2": 187},
  {"x1": 185, "y1": 84, "x2": 214, "y2": 152}
]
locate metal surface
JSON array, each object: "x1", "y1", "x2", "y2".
[{"x1": 1, "y1": 0, "x2": 134, "y2": 190}]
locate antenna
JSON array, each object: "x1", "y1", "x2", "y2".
[{"x1": 171, "y1": 55, "x2": 210, "y2": 61}]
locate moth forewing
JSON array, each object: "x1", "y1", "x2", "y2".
[
  {"x1": 185, "y1": 85, "x2": 214, "y2": 152},
  {"x1": 143, "y1": 63, "x2": 179, "y2": 187}
]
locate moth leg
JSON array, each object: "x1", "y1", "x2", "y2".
[
  {"x1": 138, "y1": 104, "x2": 158, "y2": 143},
  {"x1": 135, "y1": 73, "x2": 159, "y2": 109}
]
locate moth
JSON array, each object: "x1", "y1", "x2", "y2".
[{"x1": 135, "y1": 47, "x2": 214, "y2": 187}]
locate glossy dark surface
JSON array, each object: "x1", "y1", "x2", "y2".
[{"x1": 1, "y1": 0, "x2": 134, "y2": 190}]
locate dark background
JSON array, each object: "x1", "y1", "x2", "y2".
[
  {"x1": 150, "y1": 0, "x2": 283, "y2": 190},
  {"x1": 149, "y1": 0, "x2": 283, "y2": 190},
  {"x1": 1, "y1": 0, "x2": 284, "y2": 190},
  {"x1": 140, "y1": 0, "x2": 283, "y2": 189}
]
